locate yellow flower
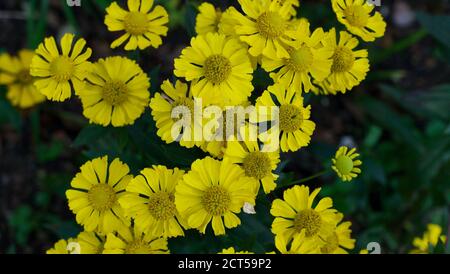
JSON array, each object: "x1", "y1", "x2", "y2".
[
  {"x1": 77, "y1": 231, "x2": 106, "y2": 254},
  {"x1": 275, "y1": 231, "x2": 320, "y2": 254},
  {"x1": 0, "y1": 50, "x2": 45, "y2": 108},
  {"x1": 104, "y1": 0, "x2": 169, "y2": 50},
  {"x1": 256, "y1": 84, "x2": 316, "y2": 152},
  {"x1": 224, "y1": 124, "x2": 280, "y2": 194},
  {"x1": 320, "y1": 213, "x2": 355, "y2": 254},
  {"x1": 66, "y1": 156, "x2": 132, "y2": 234},
  {"x1": 79, "y1": 56, "x2": 150, "y2": 127},
  {"x1": 332, "y1": 146, "x2": 362, "y2": 182},
  {"x1": 103, "y1": 224, "x2": 169, "y2": 254},
  {"x1": 231, "y1": 0, "x2": 297, "y2": 59},
  {"x1": 119, "y1": 165, "x2": 187, "y2": 238},
  {"x1": 311, "y1": 79, "x2": 338, "y2": 96},
  {"x1": 219, "y1": 247, "x2": 254, "y2": 254},
  {"x1": 218, "y1": 7, "x2": 239, "y2": 37},
  {"x1": 270, "y1": 185, "x2": 339, "y2": 242},
  {"x1": 410, "y1": 224, "x2": 447, "y2": 254},
  {"x1": 279, "y1": 0, "x2": 300, "y2": 17},
  {"x1": 261, "y1": 20, "x2": 333, "y2": 94},
  {"x1": 30, "y1": 33, "x2": 92, "y2": 101},
  {"x1": 174, "y1": 32, "x2": 253, "y2": 106},
  {"x1": 332, "y1": 0, "x2": 386, "y2": 42},
  {"x1": 322, "y1": 28, "x2": 370, "y2": 93},
  {"x1": 46, "y1": 238, "x2": 76, "y2": 254},
  {"x1": 175, "y1": 157, "x2": 257, "y2": 236},
  {"x1": 150, "y1": 80, "x2": 201, "y2": 149},
  {"x1": 195, "y1": 2, "x2": 222, "y2": 34}
]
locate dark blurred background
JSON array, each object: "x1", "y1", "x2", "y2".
[{"x1": 0, "y1": 0, "x2": 449, "y2": 254}]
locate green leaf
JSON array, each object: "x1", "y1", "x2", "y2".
[
  {"x1": 417, "y1": 12, "x2": 450, "y2": 48},
  {"x1": 73, "y1": 125, "x2": 108, "y2": 148}
]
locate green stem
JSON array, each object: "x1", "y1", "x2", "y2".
[{"x1": 282, "y1": 170, "x2": 330, "y2": 188}]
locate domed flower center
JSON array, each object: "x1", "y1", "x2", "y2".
[
  {"x1": 286, "y1": 46, "x2": 314, "y2": 72},
  {"x1": 125, "y1": 240, "x2": 152, "y2": 254},
  {"x1": 279, "y1": 104, "x2": 303, "y2": 132},
  {"x1": 204, "y1": 55, "x2": 232, "y2": 84},
  {"x1": 124, "y1": 11, "x2": 148, "y2": 35},
  {"x1": 343, "y1": 5, "x2": 369, "y2": 28},
  {"x1": 18, "y1": 69, "x2": 33, "y2": 84},
  {"x1": 331, "y1": 46, "x2": 355, "y2": 72},
  {"x1": 293, "y1": 209, "x2": 322, "y2": 237},
  {"x1": 50, "y1": 56, "x2": 74, "y2": 82},
  {"x1": 88, "y1": 184, "x2": 117, "y2": 212},
  {"x1": 243, "y1": 151, "x2": 272, "y2": 180},
  {"x1": 335, "y1": 155, "x2": 354, "y2": 175},
  {"x1": 202, "y1": 186, "x2": 231, "y2": 216},
  {"x1": 321, "y1": 232, "x2": 339, "y2": 254},
  {"x1": 102, "y1": 81, "x2": 128, "y2": 105},
  {"x1": 148, "y1": 192, "x2": 177, "y2": 221},
  {"x1": 256, "y1": 12, "x2": 286, "y2": 38}
]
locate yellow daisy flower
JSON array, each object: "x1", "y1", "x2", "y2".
[
  {"x1": 77, "y1": 231, "x2": 106, "y2": 254},
  {"x1": 30, "y1": 33, "x2": 92, "y2": 101},
  {"x1": 320, "y1": 213, "x2": 355, "y2": 254},
  {"x1": 78, "y1": 56, "x2": 150, "y2": 127},
  {"x1": 219, "y1": 247, "x2": 254, "y2": 254},
  {"x1": 103, "y1": 224, "x2": 169, "y2": 254},
  {"x1": 231, "y1": 0, "x2": 297, "y2": 59},
  {"x1": 323, "y1": 28, "x2": 370, "y2": 93},
  {"x1": 261, "y1": 20, "x2": 333, "y2": 93},
  {"x1": 224, "y1": 124, "x2": 280, "y2": 194},
  {"x1": 174, "y1": 32, "x2": 253, "y2": 106},
  {"x1": 175, "y1": 157, "x2": 257, "y2": 236},
  {"x1": 119, "y1": 165, "x2": 187, "y2": 238},
  {"x1": 410, "y1": 224, "x2": 447, "y2": 254},
  {"x1": 218, "y1": 7, "x2": 239, "y2": 37},
  {"x1": 331, "y1": 0, "x2": 386, "y2": 42},
  {"x1": 149, "y1": 79, "x2": 201, "y2": 149},
  {"x1": 270, "y1": 185, "x2": 339, "y2": 242},
  {"x1": 66, "y1": 156, "x2": 132, "y2": 234},
  {"x1": 195, "y1": 2, "x2": 222, "y2": 34},
  {"x1": 275, "y1": 231, "x2": 320, "y2": 254},
  {"x1": 104, "y1": 0, "x2": 169, "y2": 50},
  {"x1": 0, "y1": 50, "x2": 45, "y2": 108},
  {"x1": 255, "y1": 84, "x2": 316, "y2": 152},
  {"x1": 332, "y1": 146, "x2": 362, "y2": 182},
  {"x1": 46, "y1": 238, "x2": 76, "y2": 254}
]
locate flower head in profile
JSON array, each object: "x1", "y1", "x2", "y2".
[
  {"x1": 174, "y1": 32, "x2": 253, "y2": 106},
  {"x1": 66, "y1": 156, "x2": 132, "y2": 234},
  {"x1": 195, "y1": 2, "x2": 222, "y2": 35},
  {"x1": 332, "y1": 146, "x2": 362, "y2": 182},
  {"x1": 103, "y1": 224, "x2": 169, "y2": 254},
  {"x1": 120, "y1": 165, "x2": 187, "y2": 238},
  {"x1": 30, "y1": 33, "x2": 92, "y2": 101},
  {"x1": 261, "y1": 20, "x2": 333, "y2": 94},
  {"x1": 275, "y1": 231, "x2": 320, "y2": 254},
  {"x1": 175, "y1": 157, "x2": 257, "y2": 236},
  {"x1": 105, "y1": 0, "x2": 169, "y2": 50},
  {"x1": 320, "y1": 213, "x2": 355, "y2": 254},
  {"x1": 332, "y1": 0, "x2": 386, "y2": 42},
  {"x1": 219, "y1": 247, "x2": 254, "y2": 254},
  {"x1": 46, "y1": 238, "x2": 77, "y2": 254},
  {"x1": 270, "y1": 185, "x2": 340, "y2": 242},
  {"x1": 78, "y1": 56, "x2": 150, "y2": 127},
  {"x1": 256, "y1": 84, "x2": 316, "y2": 152},
  {"x1": 410, "y1": 224, "x2": 447, "y2": 254}
]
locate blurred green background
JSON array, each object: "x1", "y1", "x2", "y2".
[{"x1": 0, "y1": 0, "x2": 449, "y2": 254}]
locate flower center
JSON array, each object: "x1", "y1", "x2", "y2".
[
  {"x1": 125, "y1": 240, "x2": 153, "y2": 254},
  {"x1": 102, "y1": 81, "x2": 128, "y2": 105},
  {"x1": 148, "y1": 192, "x2": 177, "y2": 221},
  {"x1": 204, "y1": 55, "x2": 232, "y2": 84},
  {"x1": 279, "y1": 104, "x2": 303, "y2": 132},
  {"x1": 286, "y1": 46, "x2": 314, "y2": 73},
  {"x1": 202, "y1": 186, "x2": 231, "y2": 216},
  {"x1": 124, "y1": 11, "x2": 148, "y2": 35},
  {"x1": 18, "y1": 69, "x2": 33, "y2": 84},
  {"x1": 331, "y1": 46, "x2": 355, "y2": 72},
  {"x1": 50, "y1": 56, "x2": 74, "y2": 82},
  {"x1": 343, "y1": 5, "x2": 369, "y2": 28},
  {"x1": 256, "y1": 12, "x2": 286, "y2": 38},
  {"x1": 243, "y1": 151, "x2": 272, "y2": 180},
  {"x1": 88, "y1": 184, "x2": 117, "y2": 212},
  {"x1": 293, "y1": 209, "x2": 322, "y2": 237},
  {"x1": 321, "y1": 232, "x2": 339, "y2": 254},
  {"x1": 335, "y1": 155, "x2": 354, "y2": 175}
]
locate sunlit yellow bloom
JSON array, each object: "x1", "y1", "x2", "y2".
[
  {"x1": 275, "y1": 231, "x2": 320, "y2": 254},
  {"x1": 105, "y1": 0, "x2": 169, "y2": 50},
  {"x1": 410, "y1": 224, "x2": 447, "y2": 254},
  {"x1": 218, "y1": 7, "x2": 239, "y2": 37},
  {"x1": 77, "y1": 231, "x2": 106, "y2": 254},
  {"x1": 46, "y1": 238, "x2": 76, "y2": 254},
  {"x1": 30, "y1": 33, "x2": 92, "y2": 101},
  {"x1": 332, "y1": 146, "x2": 362, "y2": 182},
  {"x1": 320, "y1": 213, "x2": 355, "y2": 254},
  {"x1": 195, "y1": 2, "x2": 222, "y2": 34}
]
